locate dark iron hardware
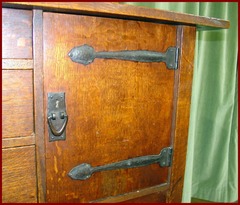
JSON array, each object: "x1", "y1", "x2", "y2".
[
  {"x1": 47, "y1": 92, "x2": 68, "y2": 142},
  {"x1": 68, "y1": 147, "x2": 173, "y2": 180},
  {"x1": 68, "y1": 44, "x2": 179, "y2": 70}
]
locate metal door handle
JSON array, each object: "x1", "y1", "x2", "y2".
[
  {"x1": 68, "y1": 147, "x2": 172, "y2": 180},
  {"x1": 47, "y1": 112, "x2": 68, "y2": 136},
  {"x1": 47, "y1": 92, "x2": 68, "y2": 141},
  {"x1": 68, "y1": 44, "x2": 179, "y2": 69}
]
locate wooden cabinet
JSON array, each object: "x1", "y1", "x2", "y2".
[{"x1": 2, "y1": 2, "x2": 229, "y2": 203}]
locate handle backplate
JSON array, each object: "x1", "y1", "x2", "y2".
[{"x1": 47, "y1": 92, "x2": 68, "y2": 142}]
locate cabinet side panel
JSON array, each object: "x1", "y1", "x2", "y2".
[{"x1": 167, "y1": 26, "x2": 196, "y2": 202}]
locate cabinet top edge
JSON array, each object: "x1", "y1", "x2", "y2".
[{"x1": 2, "y1": 2, "x2": 230, "y2": 30}]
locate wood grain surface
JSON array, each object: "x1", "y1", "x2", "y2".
[
  {"x1": 122, "y1": 190, "x2": 167, "y2": 203},
  {"x1": 2, "y1": 134, "x2": 35, "y2": 148},
  {"x1": 94, "y1": 184, "x2": 168, "y2": 203},
  {"x1": 2, "y1": 8, "x2": 32, "y2": 59},
  {"x1": 43, "y1": 12, "x2": 176, "y2": 202},
  {"x1": 3, "y1": 2, "x2": 229, "y2": 30},
  {"x1": 2, "y1": 146, "x2": 37, "y2": 202},
  {"x1": 2, "y1": 59, "x2": 33, "y2": 69},
  {"x1": 2, "y1": 70, "x2": 33, "y2": 138}
]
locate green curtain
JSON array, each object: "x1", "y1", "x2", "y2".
[{"x1": 124, "y1": 2, "x2": 238, "y2": 203}]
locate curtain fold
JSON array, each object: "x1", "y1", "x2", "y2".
[
  {"x1": 191, "y1": 3, "x2": 238, "y2": 203},
  {"x1": 124, "y1": 2, "x2": 238, "y2": 202}
]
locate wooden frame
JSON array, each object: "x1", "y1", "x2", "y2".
[{"x1": 33, "y1": 9, "x2": 45, "y2": 202}]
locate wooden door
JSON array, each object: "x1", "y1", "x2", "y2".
[{"x1": 43, "y1": 12, "x2": 177, "y2": 203}]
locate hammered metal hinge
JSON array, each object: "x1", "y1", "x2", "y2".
[
  {"x1": 68, "y1": 146, "x2": 173, "y2": 180},
  {"x1": 68, "y1": 44, "x2": 179, "y2": 70}
]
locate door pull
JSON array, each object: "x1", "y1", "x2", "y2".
[
  {"x1": 68, "y1": 44, "x2": 179, "y2": 70},
  {"x1": 68, "y1": 147, "x2": 173, "y2": 180},
  {"x1": 47, "y1": 92, "x2": 68, "y2": 142}
]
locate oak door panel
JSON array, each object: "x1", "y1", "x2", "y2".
[{"x1": 43, "y1": 12, "x2": 177, "y2": 202}]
